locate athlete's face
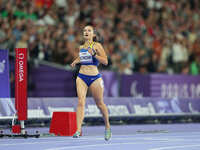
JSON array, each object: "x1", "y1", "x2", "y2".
[{"x1": 83, "y1": 26, "x2": 94, "y2": 40}]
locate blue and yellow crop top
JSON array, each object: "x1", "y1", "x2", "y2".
[{"x1": 79, "y1": 42, "x2": 99, "y2": 66}]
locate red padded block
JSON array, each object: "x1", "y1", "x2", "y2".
[
  {"x1": 49, "y1": 112, "x2": 77, "y2": 136},
  {"x1": 12, "y1": 125, "x2": 21, "y2": 133}
]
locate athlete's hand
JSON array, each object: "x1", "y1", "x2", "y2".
[
  {"x1": 88, "y1": 48, "x2": 96, "y2": 56},
  {"x1": 70, "y1": 61, "x2": 76, "y2": 68}
]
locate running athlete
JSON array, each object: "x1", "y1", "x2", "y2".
[{"x1": 71, "y1": 25, "x2": 111, "y2": 141}]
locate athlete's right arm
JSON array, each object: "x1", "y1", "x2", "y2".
[
  {"x1": 70, "y1": 46, "x2": 81, "y2": 68},
  {"x1": 71, "y1": 57, "x2": 80, "y2": 68}
]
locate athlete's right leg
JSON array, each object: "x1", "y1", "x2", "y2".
[{"x1": 75, "y1": 77, "x2": 88, "y2": 135}]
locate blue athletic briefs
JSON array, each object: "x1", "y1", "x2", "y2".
[{"x1": 78, "y1": 73, "x2": 101, "y2": 87}]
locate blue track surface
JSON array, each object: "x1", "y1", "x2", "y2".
[{"x1": 1, "y1": 124, "x2": 200, "y2": 150}]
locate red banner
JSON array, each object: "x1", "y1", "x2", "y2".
[{"x1": 15, "y1": 48, "x2": 27, "y2": 120}]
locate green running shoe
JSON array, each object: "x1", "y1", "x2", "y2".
[
  {"x1": 104, "y1": 128, "x2": 112, "y2": 141},
  {"x1": 73, "y1": 131, "x2": 81, "y2": 138}
]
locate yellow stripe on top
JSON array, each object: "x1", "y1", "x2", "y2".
[{"x1": 89, "y1": 42, "x2": 95, "y2": 49}]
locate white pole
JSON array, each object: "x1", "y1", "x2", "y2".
[{"x1": 20, "y1": 120, "x2": 25, "y2": 134}]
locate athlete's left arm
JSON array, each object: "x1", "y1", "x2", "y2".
[{"x1": 94, "y1": 43, "x2": 108, "y2": 65}]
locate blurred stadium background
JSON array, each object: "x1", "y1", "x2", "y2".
[{"x1": 0, "y1": 0, "x2": 200, "y2": 128}]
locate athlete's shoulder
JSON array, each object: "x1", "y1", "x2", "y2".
[
  {"x1": 94, "y1": 42, "x2": 104, "y2": 50},
  {"x1": 94, "y1": 42, "x2": 101, "y2": 46},
  {"x1": 94, "y1": 42, "x2": 103, "y2": 48}
]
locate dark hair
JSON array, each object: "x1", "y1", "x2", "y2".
[
  {"x1": 93, "y1": 29, "x2": 98, "y2": 42},
  {"x1": 93, "y1": 29, "x2": 103, "y2": 43}
]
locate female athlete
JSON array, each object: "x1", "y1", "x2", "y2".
[{"x1": 71, "y1": 25, "x2": 111, "y2": 141}]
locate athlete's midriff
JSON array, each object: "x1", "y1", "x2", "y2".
[{"x1": 79, "y1": 65, "x2": 99, "y2": 75}]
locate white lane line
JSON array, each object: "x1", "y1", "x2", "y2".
[{"x1": 149, "y1": 144, "x2": 200, "y2": 150}]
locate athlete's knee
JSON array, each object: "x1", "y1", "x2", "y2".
[
  {"x1": 96, "y1": 101, "x2": 105, "y2": 109},
  {"x1": 78, "y1": 99, "x2": 85, "y2": 108}
]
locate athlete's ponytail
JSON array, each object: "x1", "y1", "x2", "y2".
[
  {"x1": 93, "y1": 29, "x2": 98, "y2": 42},
  {"x1": 93, "y1": 29, "x2": 103, "y2": 44}
]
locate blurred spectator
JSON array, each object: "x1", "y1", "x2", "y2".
[
  {"x1": 190, "y1": 55, "x2": 200, "y2": 75},
  {"x1": 0, "y1": 23, "x2": 7, "y2": 49},
  {"x1": 172, "y1": 36, "x2": 189, "y2": 73},
  {"x1": 15, "y1": 33, "x2": 28, "y2": 48},
  {"x1": 181, "y1": 62, "x2": 190, "y2": 75}
]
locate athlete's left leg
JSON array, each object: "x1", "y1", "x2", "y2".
[{"x1": 89, "y1": 78, "x2": 111, "y2": 140}]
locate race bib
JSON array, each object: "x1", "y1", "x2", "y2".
[{"x1": 79, "y1": 50, "x2": 93, "y2": 64}]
